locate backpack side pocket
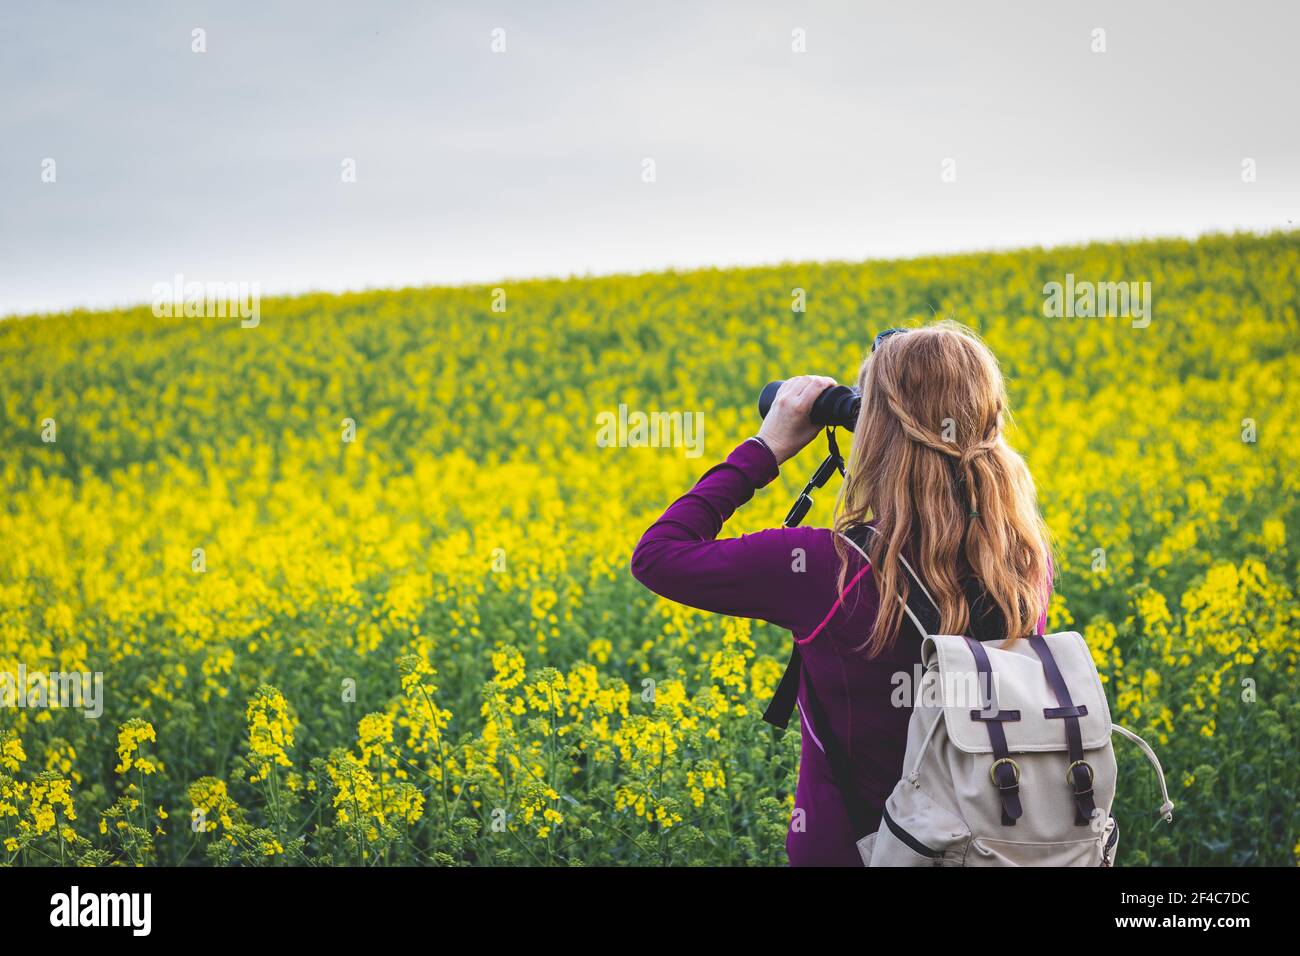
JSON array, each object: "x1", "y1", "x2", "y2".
[{"x1": 868, "y1": 779, "x2": 971, "y2": 866}]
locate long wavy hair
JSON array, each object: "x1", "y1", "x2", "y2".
[{"x1": 833, "y1": 321, "x2": 1050, "y2": 656}]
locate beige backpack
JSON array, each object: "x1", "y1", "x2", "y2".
[{"x1": 851, "y1": 532, "x2": 1175, "y2": 866}]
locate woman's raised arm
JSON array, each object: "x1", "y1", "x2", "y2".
[{"x1": 630, "y1": 438, "x2": 836, "y2": 634}]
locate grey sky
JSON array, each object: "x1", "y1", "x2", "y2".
[{"x1": 2, "y1": 0, "x2": 1296, "y2": 316}]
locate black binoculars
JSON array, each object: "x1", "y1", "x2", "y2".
[{"x1": 757, "y1": 381, "x2": 861, "y2": 431}]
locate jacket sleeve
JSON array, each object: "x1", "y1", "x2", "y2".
[{"x1": 629, "y1": 439, "x2": 835, "y2": 634}]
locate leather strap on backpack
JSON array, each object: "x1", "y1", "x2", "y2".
[
  {"x1": 963, "y1": 635, "x2": 1024, "y2": 825},
  {"x1": 1028, "y1": 635, "x2": 1097, "y2": 826}
]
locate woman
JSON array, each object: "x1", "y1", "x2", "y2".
[{"x1": 630, "y1": 321, "x2": 1053, "y2": 866}]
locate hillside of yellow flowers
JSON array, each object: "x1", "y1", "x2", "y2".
[{"x1": 1, "y1": 231, "x2": 1297, "y2": 865}]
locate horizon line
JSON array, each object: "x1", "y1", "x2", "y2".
[{"x1": 4, "y1": 224, "x2": 1295, "y2": 324}]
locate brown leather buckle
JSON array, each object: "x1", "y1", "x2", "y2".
[
  {"x1": 1066, "y1": 759, "x2": 1095, "y2": 792},
  {"x1": 989, "y1": 757, "x2": 1021, "y2": 789}
]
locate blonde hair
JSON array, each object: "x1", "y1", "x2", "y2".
[{"x1": 833, "y1": 321, "x2": 1050, "y2": 656}]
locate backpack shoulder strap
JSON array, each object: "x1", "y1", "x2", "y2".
[
  {"x1": 840, "y1": 523, "x2": 940, "y2": 639},
  {"x1": 764, "y1": 523, "x2": 925, "y2": 729},
  {"x1": 762, "y1": 523, "x2": 946, "y2": 841},
  {"x1": 761, "y1": 523, "x2": 881, "y2": 732}
]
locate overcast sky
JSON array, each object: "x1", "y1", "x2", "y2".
[{"x1": 1, "y1": 0, "x2": 1296, "y2": 316}]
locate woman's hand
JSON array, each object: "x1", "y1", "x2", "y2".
[{"x1": 755, "y1": 375, "x2": 837, "y2": 465}]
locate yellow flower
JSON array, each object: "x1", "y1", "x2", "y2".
[
  {"x1": 357, "y1": 712, "x2": 395, "y2": 764},
  {"x1": 1, "y1": 731, "x2": 26, "y2": 773},
  {"x1": 114, "y1": 720, "x2": 158, "y2": 775},
  {"x1": 246, "y1": 685, "x2": 297, "y2": 780},
  {"x1": 188, "y1": 777, "x2": 239, "y2": 834}
]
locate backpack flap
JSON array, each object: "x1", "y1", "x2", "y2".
[
  {"x1": 922, "y1": 632, "x2": 1111, "y2": 754},
  {"x1": 923, "y1": 631, "x2": 1113, "y2": 829}
]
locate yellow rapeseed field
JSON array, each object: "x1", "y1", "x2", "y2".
[{"x1": 1, "y1": 231, "x2": 1297, "y2": 865}]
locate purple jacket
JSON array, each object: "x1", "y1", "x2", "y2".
[{"x1": 630, "y1": 438, "x2": 1049, "y2": 866}]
